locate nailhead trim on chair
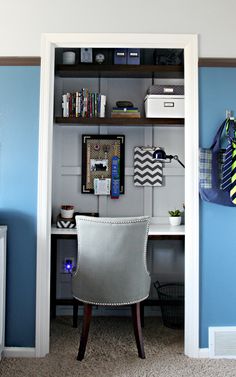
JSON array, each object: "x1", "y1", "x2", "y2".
[
  {"x1": 74, "y1": 216, "x2": 151, "y2": 305},
  {"x1": 75, "y1": 216, "x2": 150, "y2": 225},
  {"x1": 73, "y1": 293, "x2": 149, "y2": 306}
]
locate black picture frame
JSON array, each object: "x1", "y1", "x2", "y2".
[{"x1": 82, "y1": 134, "x2": 125, "y2": 194}]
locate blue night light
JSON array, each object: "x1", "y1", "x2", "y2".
[{"x1": 64, "y1": 259, "x2": 73, "y2": 273}]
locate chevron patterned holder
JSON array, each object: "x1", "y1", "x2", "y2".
[{"x1": 134, "y1": 146, "x2": 163, "y2": 186}]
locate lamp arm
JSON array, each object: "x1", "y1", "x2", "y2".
[{"x1": 167, "y1": 154, "x2": 185, "y2": 168}]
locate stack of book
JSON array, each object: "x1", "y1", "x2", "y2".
[
  {"x1": 62, "y1": 89, "x2": 106, "y2": 118},
  {"x1": 111, "y1": 106, "x2": 140, "y2": 118}
]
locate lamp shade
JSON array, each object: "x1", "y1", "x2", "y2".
[
  {"x1": 152, "y1": 148, "x2": 167, "y2": 161},
  {"x1": 153, "y1": 148, "x2": 185, "y2": 168}
]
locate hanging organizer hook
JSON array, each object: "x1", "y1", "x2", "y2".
[{"x1": 226, "y1": 109, "x2": 234, "y2": 120}]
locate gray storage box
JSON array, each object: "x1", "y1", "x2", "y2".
[
  {"x1": 144, "y1": 94, "x2": 184, "y2": 118},
  {"x1": 147, "y1": 84, "x2": 184, "y2": 96}
]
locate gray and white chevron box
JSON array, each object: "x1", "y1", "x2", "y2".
[{"x1": 134, "y1": 147, "x2": 163, "y2": 186}]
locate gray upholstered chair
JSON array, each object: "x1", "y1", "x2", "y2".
[{"x1": 72, "y1": 215, "x2": 151, "y2": 361}]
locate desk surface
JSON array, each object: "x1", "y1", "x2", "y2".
[
  {"x1": 50, "y1": 223, "x2": 185, "y2": 318},
  {"x1": 51, "y1": 224, "x2": 185, "y2": 236}
]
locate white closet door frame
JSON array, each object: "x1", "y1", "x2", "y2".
[{"x1": 36, "y1": 33, "x2": 199, "y2": 358}]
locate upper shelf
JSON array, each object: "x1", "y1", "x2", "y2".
[
  {"x1": 55, "y1": 64, "x2": 184, "y2": 78},
  {"x1": 55, "y1": 117, "x2": 184, "y2": 126}
]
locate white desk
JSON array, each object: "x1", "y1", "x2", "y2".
[
  {"x1": 51, "y1": 224, "x2": 185, "y2": 237},
  {"x1": 50, "y1": 223, "x2": 185, "y2": 317}
]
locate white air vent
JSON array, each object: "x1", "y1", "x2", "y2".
[{"x1": 209, "y1": 327, "x2": 236, "y2": 358}]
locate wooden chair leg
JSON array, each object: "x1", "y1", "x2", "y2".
[
  {"x1": 77, "y1": 303, "x2": 92, "y2": 361},
  {"x1": 131, "y1": 302, "x2": 145, "y2": 359},
  {"x1": 73, "y1": 298, "x2": 79, "y2": 328},
  {"x1": 140, "y1": 301, "x2": 145, "y2": 328}
]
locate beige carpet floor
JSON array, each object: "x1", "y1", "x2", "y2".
[{"x1": 1, "y1": 316, "x2": 236, "y2": 377}]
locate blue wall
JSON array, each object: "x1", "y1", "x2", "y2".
[
  {"x1": 1, "y1": 66, "x2": 236, "y2": 349},
  {"x1": 199, "y1": 68, "x2": 236, "y2": 348},
  {"x1": 0, "y1": 67, "x2": 40, "y2": 346}
]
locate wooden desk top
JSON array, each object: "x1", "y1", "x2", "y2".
[{"x1": 51, "y1": 224, "x2": 185, "y2": 238}]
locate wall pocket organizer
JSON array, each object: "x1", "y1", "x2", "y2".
[{"x1": 134, "y1": 146, "x2": 163, "y2": 186}]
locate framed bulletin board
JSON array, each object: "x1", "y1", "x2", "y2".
[{"x1": 82, "y1": 135, "x2": 125, "y2": 194}]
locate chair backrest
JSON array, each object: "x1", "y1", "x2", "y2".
[{"x1": 72, "y1": 216, "x2": 151, "y2": 306}]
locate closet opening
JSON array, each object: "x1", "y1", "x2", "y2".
[{"x1": 36, "y1": 34, "x2": 199, "y2": 359}]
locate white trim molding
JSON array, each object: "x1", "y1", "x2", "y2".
[
  {"x1": 3, "y1": 347, "x2": 36, "y2": 358},
  {"x1": 36, "y1": 33, "x2": 199, "y2": 358},
  {"x1": 183, "y1": 35, "x2": 199, "y2": 358},
  {"x1": 198, "y1": 348, "x2": 210, "y2": 358}
]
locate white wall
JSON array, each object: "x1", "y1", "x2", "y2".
[{"x1": 1, "y1": 0, "x2": 235, "y2": 57}]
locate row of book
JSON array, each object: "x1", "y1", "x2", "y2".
[
  {"x1": 62, "y1": 89, "x2": 106, "y2": 118},
  {"x1": 111, "y1": 107, "x2": 141, "y2": 118}
]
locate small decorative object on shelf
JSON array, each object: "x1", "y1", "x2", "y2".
[
  {"x1": 62, "y1": 51, "x2": 76, "y2": 65},
  {"x1": 56, "y1": 215, "x2": 76, "y2": 229},
  {"x1": 93, "y1": 48, "x2": 112, "y2": 64},
  {"x1": 168, "y1": 209, "x2": 181, "y2": 226},
  {"x1": 56, "y1": 211, "x2": 99, "y2": 228},
  {"x1": 111, "y1": 100, "x2": 140, "y2": 118},
  {"x1": 116, "y1": 100, "x2": 133, "y2": 108},
  {"x1": 80, "y1": 48, "x2": 93, "y2": 63},
  {"x1": 95, "y1": 53, "x2": 105, "y2": 64},
  {"x1": 60, "y1": 205, "x2": 74, "y2": 219}
]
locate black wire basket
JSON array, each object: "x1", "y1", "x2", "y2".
[{"x1": 154, "y1": 280, "x2": 184, "y2": 329}]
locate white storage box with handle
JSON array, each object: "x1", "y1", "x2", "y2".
[{"x1": 144, "y1": 94, "x2": 184, "y2": 118}]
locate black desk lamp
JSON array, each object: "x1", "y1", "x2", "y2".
[{"x1": 153, "y1": 148, "x2": 185, "y2": 168}]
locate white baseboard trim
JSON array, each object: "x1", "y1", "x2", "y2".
[
  {"x1": 3, "y1": 347, "x2": 36, "y2": 358},
  {"x1": 198, "y1": 348, "x2": 209, "y2": 358},
  {"x1": 3, "y1": 346, "x2": 209, "y2": 359}
]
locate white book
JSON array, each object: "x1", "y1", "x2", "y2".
[
  {"x1": 99, "y1": 95, "x2": 106, "y2": 118},
  {"x1": 75, "y1": 92, "x2": 79, "y2": 117},
  {"x1": 62, "y1": 94, "x2": 69, "y2": 117}
]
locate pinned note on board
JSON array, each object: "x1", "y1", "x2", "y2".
[{"x1": 94, "y1": 178, "x2": 111, "y2": 195}]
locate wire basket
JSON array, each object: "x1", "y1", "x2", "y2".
[{"x1": 154, "y1": 280, "x2": 184, "y2": 329}]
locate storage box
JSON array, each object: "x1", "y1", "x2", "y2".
[
  {"x1": 154, "y1": 49, "x2": 184, "y2": 65},
  {"x1": 147, "y1": 84, "x2": 184, "y2": 96},
  {"x1": 144, "y1": 94, "x2": 184, "y2": 118},
  {"x1": 114, "y1": 48, "x2": 127, "y2": 64},
  {"x1": 127, "y1": 48, "x2": 140, "y2": 65}
]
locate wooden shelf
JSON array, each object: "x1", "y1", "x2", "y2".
[
  {"x1": 55, "y1": 64, "x2": 184, "y2": 78},
  {"x1": 55, "y1": 117, "x2": 184, "y2": 126}
]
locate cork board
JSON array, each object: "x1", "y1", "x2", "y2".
[{"x1": 82, "y1": 135, "x2": 125, "y2": 194}]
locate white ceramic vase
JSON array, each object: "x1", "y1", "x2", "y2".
[
  {"x1": 60, "y1": 205, "x2": 74, "y2": 219},
  {"x1": 169, "y1": 216, "x2": 181, "y2": 226}
]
